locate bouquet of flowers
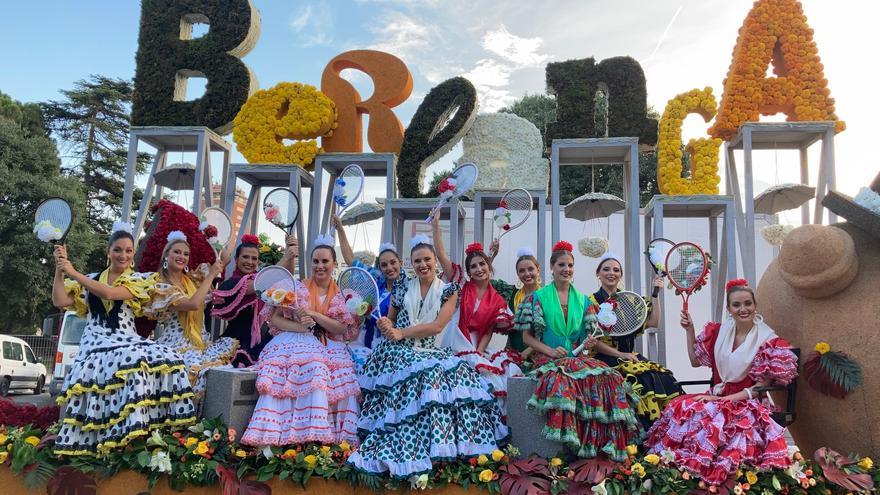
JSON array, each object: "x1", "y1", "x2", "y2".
[
  {"x1": 494, "y1": 200, "x2": 511, "y2": 230},
  {"x1": 33, "y1": 220, "x2": 62, "y2": 243},
  {"x1": 333, "y1": 178, "x2": 347, "y2": 206},
  {"x1": 263, "y1": 203, "x2": 284, "y2": 228}
]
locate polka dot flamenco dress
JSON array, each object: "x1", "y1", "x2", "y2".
[
  {"x1": 55, "y1": 270, "x2": 196, "y2": 456},
  {"x1": 347, "y1": 280, "x2": 509, "y2": 478}
]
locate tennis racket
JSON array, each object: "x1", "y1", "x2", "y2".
[
  {"x1": 425, "y1": 162, "x2": 479, "y2": 223},
  {"x1": 576, "y1": 291, "x2": 649, "y2": 354},
  {"x1": 200, "y1": 206, "x2": 232, "y2": 255},
  {"x1": 34, "y1": 197, "x2": 73, "y2": 244},
  {"x1": 646, "y1": 237, "x2": 675, "y2": 298},
  {"x1": 665, "y1": 241, "x2": 709, "y2": 313},
  {"x1": 329, "y1": 164, "x2": 365, "y2": 237},
  {"x1": 263, "y1": 188, "x2": 300, "y2": 235},
  {"x1": 254, "y1": 265, "x2": 298, "y2": 308},
  {"x1": 337, "y1": 266, "x2": 382, "y2": 321},
  {"x1": 493, "y1": 188, "x2": 532, "y2": 243}
]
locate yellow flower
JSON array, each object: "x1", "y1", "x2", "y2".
[
  {"x1": 644, "y1": 454, "x2": 660, "y2": 465},
  {"x1": 0, "y1": 434, "x2": 7, "y2": 445},
  {"x1": 320, "y1": 446, "x2": 331, "y2": 455},
  {"x1": 814, "y1": 342, "x2": 831, "y2": 355},
  {"x1": 626, "y1": 445, "x2": 639, "y2": 456},
  {"x1": 259, "y1": 244, "x2": 270, "y2": 253},
  {"x1": 0, "y1": 452, "x2": 6, "y2": 464},
  {"x1": 282, "y1": 449, "x2": 297, "y2": 458},
  {"x1": 491, "y1": 449, "x2": 505, "y2": 462},
  {"x1": 858, "y1": 457, "x2": 874, "y2": 470},
  {"x1": 194, "y1": 441, "x2": 210, "y2": 456},
  {"x1": 746, "y1": 471, "x2": 759, "y2": 485},
  {"x1": 550, "y1": 457, "x2": 563, "y2": 467},
  {"x1": 235, "y1": 449, "x2": 247, "y2": 458},
  {"x1": 478, "y1": 469, "x2": 494, "y2": 483},
  {"x1": 339, "y1": 441, "x2": 351, "y2": 452},
  {"x1": 24, "y1": 436, "x2": 40, "y2": 447},
  {"x1": 303, "y1": 454, "x2": 317, "y2": 469},
  {"x1": 632, "y1": 463, "x2": 646, "y2": 478},
  {"x1": 477, "y1": 454, "x2": 489, "y2": 465},
  {"x1": 184, "y1": 437, "x2": 198, "y2": 448}
]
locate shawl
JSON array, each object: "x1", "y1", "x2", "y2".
[
  {"x1": 306, "y1": 277, "x2": 339, "y2": 314},
  {"x1": 211, "y1": 273, "x2": 264, "y2": 346},
  {"x1": 458, "y1": 280, "x2": 506, "y2": 344},
  {"x1": 402, "y1": 276, "x2": 446, "y2": 327},
  {"x1": 534, "y1": 283, "x2": 586, "y2": 352},
  {"x1": 712, "y1": 316, "x2": 778, "y2": 395}
]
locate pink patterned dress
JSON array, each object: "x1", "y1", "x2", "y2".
[
  {"x1": 241, "y1": 279, "x2": 360, "y2": 446},
  {"x1": 645, "y1": 321, "x2": 798, "y2": 485}
]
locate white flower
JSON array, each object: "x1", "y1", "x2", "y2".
[
  {"x1": 855, "y1": 187, "x2": 880, "y2": 215},
  {"x1": 596, "y1": 303, "x2": 617, "y2": 327},
  {"x1": 345, "y1": 294, "x2": 364, "y2": 314},
  {"x1": 439, "y1": 190, "x2": 453, "y2": 200},
  {"x1": 147, "y1": 429, "x2": 168, "y2": 448},
  {"x1": 262, "y1": 446, "x2": 275, "y2": 459},
  {"x1": 578, "y1": 237, "x2": 608, "y2": 258},
  {"x1": 409, "y1": 473, "x2": 429, "y2": 490},
  {"x1": 785, "y1": 460, "x2": 805, "y2": 480},
  {"x1": 333, "y1": 184, "x2": 346, "y2": 199},
  {"x1": 148, "y1": 450, "x2": 173, "y2": 473},
  {"x1": 660, "y1": 449, "x2": 675, "y2": 464},
  {"x1": 761, "y1": 224, "x2": 794, "y2": 246},
  {"x1": 648, "y1": 246, "x2": 666, "y2": 271},
  {"x1": 591, "y1": 479, "x2": 608, "y2": 495},
  {"x1": 34, "y1": 220, "x2": 63, "y2": 242}
]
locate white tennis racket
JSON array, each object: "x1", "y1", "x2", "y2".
[
  {"x1": 425, "y1": 162, "x2": 479, "y2": 223},
  {"x1": 337, "y1": 266, "x2": 381, "y2": 321},
  {"x1": 576, "y1": 291, "x2": 649, "y2": 354},
  {"x1": 329, "y1": 164, "x2": 365, "y2": 237},
  {"x1": 493, "y1": 188, "x2": 532, "y2": 243}
]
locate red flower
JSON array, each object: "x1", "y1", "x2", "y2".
[
  {"x1": 437, "y1": 178, "x2": 454, "y2": 193},
  {"x1": 137, "y1": 199, "x2": 216, "y2": 273},
  {"x1": 498, "y1": 200, "x2": 508, "y2": 208},
  {"x1": 503, "y1": 224, "x2": 510, "y2": 231},
  {"x1": 0, "y1": 399, "x2": 59, "y2": 431},
  {"x1": 552, "y1": 241, "x2": 573, "y2": 253},
  {"x1": 241, "y1": 234, "x2": 261, "y2": 246},
  {"x1": 203, "y1": 225, "x2": 218, "y2": 239},
  {"x1": 725, "y1": 278, "x2": 749, "y2": 292},
  {"x1": 465, "y1": 242, "x2": 483, "y2": 255}
]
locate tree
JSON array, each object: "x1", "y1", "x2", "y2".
[
  {"x1": 41, "y1": 76, "x2": 150, "y2": 241},
  {"x1": 426, "y1": 167, "x2": 454, "y2": 196},
  {"x1": 0, "y1": 91, "x2": 99, "y2": 334}
]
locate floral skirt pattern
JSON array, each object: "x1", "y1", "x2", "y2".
[
  {"x1": 241, "y1": 331, "x2": 360, "y2": 446},
  {"x1": 55, "y1": 319, "x2": 196, "y2": 456},
  {"x1": 155, "y1": 318, "x2": 238, "y2": 393},
  {"x1": 529, "y1": 355, "x2": 643, "y2": 461},
  {"x1": 347, "y1": 340, "x2": 509, "y2": 479},
  {"x1": 595, "y1": 353, "x2": 683, "y2": 429},
  {"x1": 646, "y1": 394, "x2": 791, "y2": 485}
]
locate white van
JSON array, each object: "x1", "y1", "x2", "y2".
[
  {"x1": 47, "y1": 311, "x2": 86, "y2": 397},
  {"x1": 0, "y1": 334, "x2": 48, "y2": 396}
]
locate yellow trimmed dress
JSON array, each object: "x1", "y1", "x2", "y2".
[
  {"x1": 144, "y1": 264, "x2": 238, "y2": 393},
  {"x1": 55, "y1": 269, "x2": 197, "y2": 456}
]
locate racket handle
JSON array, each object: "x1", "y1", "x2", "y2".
[
  {"x1": 652, "y1": 285, "x2": 660, "y2": 298},
  {"x1": 682, "y1": 299, "x2": 689, "y2": 313}
]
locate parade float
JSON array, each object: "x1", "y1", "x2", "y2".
[{"x1": 6, "y1": 0, "x2": 879, "y2": 493}]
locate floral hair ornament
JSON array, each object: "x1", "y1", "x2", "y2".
[
  {"x1": 516, "y1": 247, "x2": 535, "y2": 258},
  {"x1": 725, "y1": 278, "x2": 750, "y2": 292},
  {"x1": 240, "y1": 234, "x2": 261, "y2": 246},
  {"x1": 378, "y1": 242, "x2": 397, "y2": 254},
  {"x1": 166, "y1": 231, "x2": 187, "y2": 243},
  {"x1": 465, "y1": 242, "x2": 484, "y2": 255},
  {"x1": 110, "y1": 221, "x2": 133, "y2": 236},
  {"x1": 551, "y1": 240, "x2": 573, "y2": 253},
  {"x1": 410, "y1": 234, "x2": 432, "y2": 249},
  {"x1": 314, "y1": 234, "x2": 335, "y2": 248}
]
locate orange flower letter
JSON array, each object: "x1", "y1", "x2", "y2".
[
  {"x1": 709, "y1": 0, "x2": 844, "y2": 140},
  {"x1": 658, "y1": 88, "x2": 723, "y2": 195},
  {"x1": 320, "y1": 50, "x2": 414, "y2": 153}
]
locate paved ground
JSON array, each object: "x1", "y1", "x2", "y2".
[{"x1": 7, "y1": 390, "x2": 54, "y2": 407}]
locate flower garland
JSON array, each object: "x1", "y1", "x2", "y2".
[
  {"x1": 233, "y1": 82, "x2": 338, "y2": 168},
  {"x1": 437, "y1": 175, "x2": 458, "y2": 200},
  {"x1": 708, "y1": 0, "x2": 844, "y2": 140},
  {"x1": 2, "y1": 417, "x2": 878, "y2": 495},
  {"x1": 262, "y1": 202, "x2": 286, "y2": 229},
  {"x1": 197, "y1": 217, "x2": 222, "y2": 252},
  {"x1": 657, "y1": 87, "x2": 723, "y2": 196},
  {"x1": 342, "y1": 289, "x2": 371, "y2": 318},
  {"x1": 578, "y1": 237, "x2": 609, "y2": 258}
]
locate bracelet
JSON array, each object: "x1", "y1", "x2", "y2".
[{"x1": 745, "y1": 387, "x2": 753, "y2": 400}]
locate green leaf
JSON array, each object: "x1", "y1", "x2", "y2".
[
  {"x1": 279, "y1": 470, "x2": 291, "y2": 480},
  {"x1": 136, "y1": 451, "x2": 152, "y2": 468},
  {"x1": 772, "y1": 475, "x2": 781, "y2": 491}
]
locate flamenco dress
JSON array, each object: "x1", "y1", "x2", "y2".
[
  {"x1": 241, "y1": 278, "x2": 360, "y2": 446},
  {"x1": 645, "y1": 318, "x2": 798, "y2": 485},
  {"x1": 513, "y1": 284, "x2": 643, "y2": 460},
  {"x1": 348, "y1": 277, "x2": 509, "y2": 478},
  {"x1": 345, "y1": 259, "x2": 404, "y2": 374},
  {"x1": 55, "y1": 269, "x2": 196, "y2": 455},
  {"x1": 211, "y1": 270, "x2": 266, "y2": 367}
]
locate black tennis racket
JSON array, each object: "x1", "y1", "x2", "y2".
[{"x1": 34, "y1": 197, "x2": 73, "y2": 244}]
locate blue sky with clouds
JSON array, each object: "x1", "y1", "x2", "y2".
[{"x1": 1, "y1": 0, "x2": 877, "y2": 222}]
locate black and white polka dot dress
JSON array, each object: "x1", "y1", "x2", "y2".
[{"x1": 55, "y1": 270, "x2": 197, "y2": 456}]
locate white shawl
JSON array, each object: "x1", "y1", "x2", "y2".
[
  {"x1": 402, "y1": 275, "x2": 446, "y2": 330},
  {"x1": 712, "y1": 315, "x2": 777, "y2": 395}
]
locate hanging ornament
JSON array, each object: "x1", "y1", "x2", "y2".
[
  {"x1": 803, "y1": 342, "x2": 863, "y2": 399},
  {"x1": 578, "y1": 237, "x2": 608, "y2": 258},
  {"x1": 761, "y1": 224, "x2": 794, "y2": 246}
]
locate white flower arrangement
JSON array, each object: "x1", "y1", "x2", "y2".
[
  {"x1": 647, "y1": 245, "x2": 666, "y2": 272},
  {"x1": 149, "y1": 450, "x2": 173, "y2": 473},
  {"x1": 457, "y1": 112, "x2": 548, "y2": 192},
  {"x1": 493, "y1": 206, "x2": 511, "y2": 227},
  {"x1": 761, "y1": 224, "x2": 794, "y2": 246},
  {"x1": 578, "y1": 237, "x2": 609, "y2": 258},
  {"x1": 33, "y1": 220, "x2": 63, "y2": 242},
  {"x1": 596, "y1": 302, "x2": 618, "y2": 328},
  {"x1": 854, "y1": 187, "x2": 880, "y2": 215},
  {"x1": 409, "y1": 473, "x2": 429, "y2": 490}
]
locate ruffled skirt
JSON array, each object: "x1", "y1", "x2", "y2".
[
  {"x1": 347, "y1": 340, "x2": 509, "y2": 478},
  {"x1": 55, "y1": 320, "x2": 196, "y2": 456},
  {"x1": 595, "y1": 353, "x2": 683, "y2": 429},
  {"x1": 241, "y1": 331, "x2": 360, "y2": 446},
  {"x1": 646, "y1": 395, "x2": 791, "y2": 485},
  {"x1": 529, "y1": 355, "x2": 643, "y2": 461},
  {"x1": 155, "y1": 319, "x2": 238, "y2": 393},
  {"x1": 455, "y1": 348, "x2": 523, "y2": 416}
]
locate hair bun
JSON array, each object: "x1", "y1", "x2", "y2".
[
  {"x1": 725, "y1": 278, "x2": 749, "y2": 292},
  {"x1": 465, "y1": 242, "x2": 483, "y2": 255},
  {"x1": 241, "y1": 234, "x2": 261, "y2": 246},
  {"x1": 552, "y1": 240, "x2": 573, "y2": 253}
]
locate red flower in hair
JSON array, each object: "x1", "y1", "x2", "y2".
[
  {"x1": 465, "y1": 242, "x2": 483, "y2": 255},
  {"x1": 241, "y1": 234, "x2": 261, "y2": 246},
  {"x1": 725, "y1": 278, "x2": 749, "y2": 291},
  {"x1": 552, "y1": 240, "x2": 573, "y2": 253}
]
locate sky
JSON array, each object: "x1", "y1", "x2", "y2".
[{"x1": 1, "y1": 0, "x2": 878, "y2": 248}]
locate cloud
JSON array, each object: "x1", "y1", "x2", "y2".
[
  {"x1": 368, "y1": 12, "x2": 437, "y2": 59},
  {"x1": 289, "y1": 1, "x2": 334, "y2": 47},
  {"x1": 481, "y1": 25, "x2": 550, "y2": 67}
]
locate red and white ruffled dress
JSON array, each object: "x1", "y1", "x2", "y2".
[
  {"x1": 645, "y1": 320, "x2": 798, "y2": 485},
  {"x1": 241, "y1": 280, "x2": 360, "y2": 446}
]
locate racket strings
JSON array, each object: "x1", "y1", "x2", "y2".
[
  {"x1": 667, "y1": 246, "x2": 706, "y2": 290},
  {"x1": 338, "y1": 270, "x2": 379, "y2": 306},
  {"x1": 610, "y1": 295, "x2": 648, "y2": 336},
  {"x1": 452, "y1": 165, "x2": 478, "y2": 195},
  {"x1": 502, "y1": 190, "x2": 532, "y2": 226},
  {"x1": 37, "y1": 203, "x2": 72, "y2": 230},
  {"x1": 338, "y1": 167, "x2": 364, "y2": 208}
]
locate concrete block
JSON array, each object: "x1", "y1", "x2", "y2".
[
  {"x1": 507, "y1": 376, "x2": 565, "y2": 458},
  {"x1": 202, "y1": 368, "x2": 258, "y2": 440}
]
